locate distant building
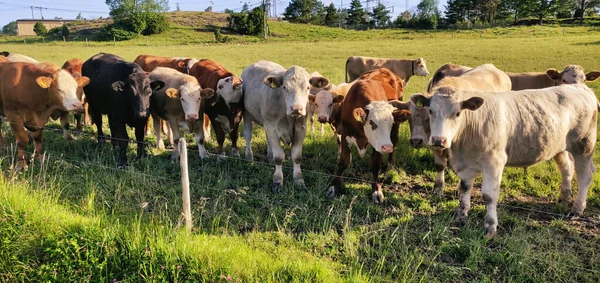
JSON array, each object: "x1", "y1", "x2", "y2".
[{"x1": 16, "y1": 19, "x2": 77, "y2": 36}]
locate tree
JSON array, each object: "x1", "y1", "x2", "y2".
[
  {"x1": 324, "y1": 3, "x2": 340, "y2": 27},
  {"x1": 2, "y1": 21, "x2": 18, "y2": 35},
  {"x1": 531, "y1": 0, "x2": 557, "y2": 24},
  {"x1": 61, "y1": 24, "x2": 70, "y2": 37},
  {"x1": 347, "y1": 0, "x2": 367, "y2": 27},
  {"x1": 242, "y1": 2, "x2": 250, "y2": 12},
  {"x1": 575, "y1": 0, "x2": 600, "y2": 23},
  {"x1": 205, "y1": 6, "x2": 213, "y2": 12},
  {"x1": 76, "y1": 13, "x2": 83, "y2": 20},
  {"x1": 104, "y1": 0, "x2": 169, "y2": 36},
  {"x1": 106, "y1": 0, "x2": 169, "y2": 20},
  {"x1": 370, "y1": 3, "x2": 391, "y2": 28},
  {"x1": 283, "y1": 0, "x2": 326, "y2": 24},
  {"x1": 33, "y1": 22, "x2": 47, "y2": 36}
]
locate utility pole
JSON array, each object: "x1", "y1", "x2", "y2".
[
  {"x1": 176, "y1": 2, "x2": 180, "y2": 12},
  {"x1": 31, "y1": 6, "x2": 35, "y2": 19},
  {"x1": 262, "y1": 0, "x2": 267, "y2": 38},
  {"x1": 339, "y1": 0, "x2": 342, "y2": 28}
]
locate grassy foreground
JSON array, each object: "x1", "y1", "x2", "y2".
[{"x1": 1, "y1": 28, "x2": 600, "y2": 281}]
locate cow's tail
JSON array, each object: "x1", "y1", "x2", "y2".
[{"x1": 345, "y1": 58, "x2": 350, "y2": 83}]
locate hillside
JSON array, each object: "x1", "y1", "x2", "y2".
[{"x1": 2, "y1": 11, "x2": 600, "y2": 46}]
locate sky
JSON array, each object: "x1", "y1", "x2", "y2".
[{"x1": 0, "y1": 0, "x2": 438, "y2": 29}]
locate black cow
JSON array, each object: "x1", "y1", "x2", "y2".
[{"x1": 82, "y1": 53, "x2": 164, "y2": 167}]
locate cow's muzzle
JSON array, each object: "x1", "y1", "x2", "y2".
[
  {"x1": 431, "y1": 136, "x2": 447, "y2": 149},
  {"x1": 318, "y1": 115, "x2": 328, "y2": 123},
  {"x1": 380, "y1": 144, "x2": 394, "y2": 153},
  {"x1": 289, "y1": 105, "x2": 304, "y2": 118},
  {"x1": 186, "y1": 114, "x2": 198, "y2": 121},
  {"x1": 410, "y1": 138, "x2": 425, "y2": 148}
]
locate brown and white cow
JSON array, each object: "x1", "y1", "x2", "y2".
[
  {"x1": 506, "y1": 65, "x2": 600, "y2": 90},
  {"x1": 345, "y1": 56, "x2": 430, "y2": 84},
  {"x1": 134, "y1": 54, "x2": 199, "y2": 74},
  {"x1": 327, "y1": 68, "x2": 410, "y2": 203},
  {"x1": 306, "y1": 71, "x2": 334, "y2": 135},
  {"x1": 242, "y1": 60, "x2": 329, "y2": 193},
  {"x1": 0, "y1": 51, "x2": 39, "y2": 63},
  {"x1": 408, "y1": 63, "x2": 511, "y2": 194},
  {"x1": 48, "y1": 58, "x2": 89, "y2": 140},
  {"x1": 0, "y1": 62, "x2": 89, "y2": 170},
  {"x1": 426, "y1": 63, "x2": 473, "y2": 93},
  {"x1": 0, "y1": 56, "x2": 9, "y2": 63},
  {"x1": 189, "y1": 59, "x2": 243, "y2": 158},
  {"x1": 149, "y1": 67, "x2": 214, "y2": 160},
  {"x1": 411, "y1": 84, "x2": 598, "y2": 237}
]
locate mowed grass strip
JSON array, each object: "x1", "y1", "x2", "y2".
[{"x1": 0, "y1": 28, "x2": 599, "y2": 281}]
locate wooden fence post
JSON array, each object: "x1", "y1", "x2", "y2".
[
  {"x1": 114, "y1": 36, "x2": 116, "y2": 47},
  {"x1": 179, "y1": 138, "x2": 192, "y2": 232},
  {"x1": 86, "y1": 38, "x2": 89, "y2": 47},
  {"x1": 63, "y1": 36, "x2": 66, "y2": 46}
]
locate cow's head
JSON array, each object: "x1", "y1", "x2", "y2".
[
  {"x1": 179, "y1": 58, "x2": 199, "y2": 74},
  {"x1": 37, "y1": 69, "x2": 89, "y2": 111},
  {"x1": 70, "y1": 71, "x2": 87, "y2": 110},
  {"x1": 411, "y1": 89, "x2": 484, "y2": 150},
  {"x1": 112, "y1": 71, "x2": 163, "y2": 119},
  {"x1": 309, "y1": 90, "x2": 344, "y2": 123},
  {"x1": 165, "y1": 83, "x2": 214, "y2": 121},
  {"x1": 353, "y1": 100, "x2": 411, "y2": 154},
  {"x1": 546, "y1": 65, "x2": 600, "y2": 85},
  {"x1": 414, "y1": 58, "x2": 430, "y2": 77},
  {"x1": 408, "y1": 93, "x2": 431, "y2": 148},
  {"x1": 213, "y1": 76, "x2": 243, "y2": 133},
  {"x1": 264, "y1": 66, "x2": 329, "y2": 118}
]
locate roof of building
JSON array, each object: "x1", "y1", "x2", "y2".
[{"x1": 16, "y1": 19, "x2": 77, "y2": 22}]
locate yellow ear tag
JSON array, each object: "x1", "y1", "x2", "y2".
[
  {"x1": 40, "y1": 81, "x2": 47, "y2": 88},
  {"x1": 355, "y1": 116, "x2": 362, "y2": 123},
  {"x1": 416, "y1": 100, "x2": 423, "y2": 107},
  {"x1": 211, "y1": 101, "x2": 216, "y2": 106},
  {"x1": 270, "y1": 81, "x2": 276, "y2": 88}
]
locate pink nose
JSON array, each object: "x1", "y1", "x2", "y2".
[
  {"x1": 381, "y1": 144, "x2": 393, "y2": 153},
  {"x1": 290, "y1": 105, "x2": 304, "y2": 112},
  {"x1": 72, "y1": 102, "x2": 83, "y2": 109},
  {"x1": 186, "y1": 114, "x2": 198, "y2": 120}
]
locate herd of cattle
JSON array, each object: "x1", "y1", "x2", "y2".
[{"x1": 0, "y1": 50, "x2": 599, "y2": 236}]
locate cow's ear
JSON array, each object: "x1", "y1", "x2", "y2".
[
  {"x1": 333, "y1": 94, "x2": 345, "y2": 103},
  {"x1": 203, "y1": 88, "x2": 218, "y2": 106},
  {"x1": 76, "y1": 76, "x2": 90, "y2": 88},
  {"x1": 393, "y1": 109, "x2": 411, "y2": 123},
  {"x1": 166, "y1": 88, "x2": 179, "y2": 98},
  {"x1": 36, "y1": 76, "x2": 53, "y2": 89},
  {"x1": 585, "y1": 71, "x2": 600, "y2": 82},
  {"x1": 388, "y1": 100, "x2": 410, "y2": 110},
  {"x1": 309, "y1": 77, "x2": 329, "y2": 89},
  {"x1": 410, "y1": 94, "x2": 430, "y2": 108},
  {"x1": 177, "y1": 61, "x2": 186, "y2": 69},
  {"x1": 233, "y1": 81, "x2": 242, "y2": 90},
  {"x1": 264, "y1": 76, "x2": 283, "y2": 89},
  {"x1": 546, "y1": 69, "x2": 561, "y2": 80},
  {"x1": 353, "y1": 108, "x2": 368, "y2": 125},
  {"x1": 308, "y1": 94, "x2": 316, "y2": 102},
  {"x1": 461, "y1": 97, "x2": 484, "y2": 111},
  {"x1": 150, "y1": 80, "x2": 165, "y2": 90},
  {"x1": 111, "y1": 81, "x2": 124, "y2": 92}
]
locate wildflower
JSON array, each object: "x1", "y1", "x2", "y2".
[
  {"x1": 177, "y1": 265, "x2": 182, "y2": 270},
  {"x1": 227, "y1": 276, "x2": 232, "y2": 281},
  {"x1": 96, "y1": 242, "x2": 100, "y2": 246},
  {"x1": 161, "y1": 265, "x2": 165, "y2": 270},
  {"x1": 220, "y1": 275, "x2": 226, "y2": 279},
  {"x1": 52, "y1": 270, "x2": 57, "y2": 276},
  {"x1": 82, "y1": 247, "x2": 87, "y2": 252},
  {"x1": 112, "y1": 279, "x2": 117, "y2": 283},
  {"x1": 23, "y1": 214, "x2": 28, "y2": 217}
]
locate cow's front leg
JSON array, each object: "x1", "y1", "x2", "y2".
[
  {"x1": 212, "y1": 118, "x2": 227, "y2": 159},
  {"x1": 571, "y1": 153, "x2": 595, "y2": 216},
  {"x1": 108, "y1": 118, "x2": 129, "y2": 168},
  {"x1": 168, "y1": 119, "x2": 183, "y2": 162},
  {"x1": 0, "y1": 118, "x2": 6, "y2": 151},
  {"x1": 60, "y1": 111, "x2": 74, "y2": 140},
  {"x1": 30, "y1": 128, "x2": 45, "y2": 162},
  {"x1": 74, "y1": 112, "x2": 84, "y2": 131},
  {"x1": 91, "y1": 109, "x2": 105, "y2": 145},
  {"x1": 10, "y1": 119, "x2": 29, "y2": 171},
  {"x1": 480, "y1": 162, "x2": 505, "y2": 238},
  {"x1": 291, "y1": 120, "x2": 307, "y2": 188},
  {"x1": 327, "y1": 135, "x2": 350, "y2": 198},
  {"x1": 455, "y1": 176, "x2": 475, "y2": 222},
  {"x1": 370, "y1": 150, "x2": 384, "y2": 203},
  {"x1": 243, "y1": 113, "x2": 254, "y2": 161},
  {"x1": 230, "y1": 121, "x2": 240, "y2": 158},
  {"x1": 152, "y1": 115, "x2": 165, "y2": 150},
  {"x1": 134, "y1": 119, "x2": 148, "y2": 159},
  {"x1": 193, "y1": 119, "x2": 208, "y2": 159},
  {"x1": 265, "y1": 129, "x2": 285, "y2": 193},
  {"x1": 553, "y1": 151, "x2": 574, "y2": 204},
  {"x1": 433, "y1": 149, "x2": 448, "y2": 195},
  {"x1": 387, "y1": 123, "x2": 400, "y2": 168}
]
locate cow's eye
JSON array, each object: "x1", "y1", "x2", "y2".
[
  {"x1": 282, "y1": 86, "x2": 286, "y2": 90},
  {"x1": 429, "y1": 109, "x2": 433, "y2": 115},
  {"x1": 180, "y1": 97, "x2": 184, "y2": 101},
  {"x1": 562, "y1": 79, "x2": 567, "y2": 83},
  {"x1": 369, "y1": 120, "x2": 378, "y2": 130},
  {"x1": 307, "y1": 86, "x2": 310, "y2": 90},
  {"x1": 329, "y1": 103, "x2": 332, "y2": 108},
  {"x1": 218, "y1": 85, "x2": 224, "y2": 90},
  {"x1": 455, "y1": 112, "x2": 460, "y2": 117}
]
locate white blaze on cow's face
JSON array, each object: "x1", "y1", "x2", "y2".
[
  {"x1": 413, "y1": 92, "x2": 483, "y2": 149},
  {"x1": 216, "y1": 76, "x2": 243, "y2": 107},
  {"x1": 187, "y1": 58, "x2": 199, "y2": 70},
  {"x1": 169, "y1": 82, "x2": 203, "y2": 121},
  {"x1": 53, "y1": 69, "x2": 86, "y2": 111},
  {"x1": 355, "y1": 101, "x2": 397, "y2": 154},
  {"x1": 312, "y1": 90, "x2": 344, "y2": 123},
  {"x1": 414, "y1": 58, "x2": 430, "y2": 76},
  {"x1": 408, "y1": 99, "x2": 430, "y2": 149},
  {"x1": 264, "y1": 66, "x2": 329, "y2": 118}
]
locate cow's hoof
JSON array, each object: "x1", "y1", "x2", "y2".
[
  {"x1": 454, "y1": 214, "x2": 468, "y2": 222},
  {"x1": 231, "y1": 148, "x2": 240, "y2": 158},
  {"x1": 157, "y1": 141, "x2": 165, "y2": 150},
  {"x1": 271, "y1": 182, "x2": 283, "y2": 194},
  {"x1": 433, "y1": 186, "x2": 444, "y2": 195},
  {"x1": 64, "y1": 134, "x2": 74, "y2": 141},
  {"x1": 372, "y1": 191, "x2": 384, "y2": 204},
  {"x1": 116, "y1": 164, "x2": 127, "y2": 170},
  {"x1": 567, "y1": 207, "x2": 584, "y2": 218},
  {"x1": 217, "y1": 152, "x2": 226, "y2": 162},
  {"x1": 325, "y1": 186, "x2": 336, "y2": 198},
  {"x1": 294, "y1": 179, "x2": 306, "y2": 190},
  {"x1": 13, "y1": 161, "x2": 28, "y2": 172},
  {"x1": 484, "y1": 226, "x2": 497, "y2": 239}
]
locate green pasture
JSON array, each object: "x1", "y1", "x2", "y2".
[{"x1": 0, "y1": 28, "x2": 600, "y2": 281}]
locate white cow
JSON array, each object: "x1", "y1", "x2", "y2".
[
  {"x1": 411, "y1": 84, "x2": 598, "y2": 237},
  {"x1": 0, "y1": 51, "x2": 39, "y2": 63},
  {"x1": 242, "y1": 60, "x2": 329, "y2": 193}
]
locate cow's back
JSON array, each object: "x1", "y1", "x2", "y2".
[
  {"x1": 427, "y1": 63, "x2": 473, "y2": 92},
  {"x1": 242, "y1": 61, "x2": 286, "y2": 125},
  {"x1": 358, "y1": 68, "x2": 404, "y2": 100},
  {"x1": 190, "y1": 59, "x2": 233, "y2": 90},
  {"x1": 0, "y1": 62, "x2": 55, "y2": 114},
  {"x1": 506, "y1": 72, "x2": 555, "y2": 90},
  {"x1": 436, "y1": 64, "x2": 511, "y2": 92},
  {"x1": 62, "y1": 58, "x2": 84, "y2": 74}
]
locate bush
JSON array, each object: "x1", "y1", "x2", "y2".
[
  {"x1": 142, "y1": 12, "x2": 169, "y2": 35},
  {"x1": 214, "y1": 28, "x2": 231, "y2": 43},
  {"x1": 61, "y1": 24, "x2": 70, "y2": 38},
  {"x1": 33, "y1": 21, "x2": 47, "y2": 36},
  {"x1": 99, "y1": 24, "x2": 138, "y2": 41},
  {"x1": 47, "y1": 26, "x2": 61, "y2": 35},
  {"x1": 117, "y1": 12, "x2": 147, "y2": 34},
  {"x1": 227, "y1": 7, "x2": 265, "y2": 36}
]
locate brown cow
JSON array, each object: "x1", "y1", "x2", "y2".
[
  {"x1": 327, "y1": 68, "x2": 411, "y2": 203},
  {"x1": 189, "y1": 59, "x2": 243, "y2": 158},
  {"x1": 345, "y1": 56, "x2": 430, "y2": 84},
  {"x1": 0, "y1": 56, "x2": 9, "y2": 63},
  {"x1": 506, "y1": 65, "x2": 600, "y2": 90},
  {"x1": 134, "y1": 54, "x2": 199, "y2": 74},
  {"x1": 0, "y1": 62, "x2": 89, "y2": 170}
]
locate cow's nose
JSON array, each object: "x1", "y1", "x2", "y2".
[
  {"x1": 290, "y1": 105, "x2": 304, "y2": 112},
  {"x1": 431, "y1": 136, "x2": 447, "y2": 148},
  {"x1": 410, "y1": 138, "x2": 424, "y2": 148},
  {"x1": 381, "y1": 144, "x2": 394, "y2": 153},
  {"x1": 139, "y1": 111, "x2": 147, "y2": 117},
  {"x1": 318, "y1": 115, "x2": 328, "y2": 123},
  {"x1": 186, "y1": 114, "x2": 198, "y2": 121},
  {"x1": 72, "y1": 102, "x2": 83, "y2": 109}
]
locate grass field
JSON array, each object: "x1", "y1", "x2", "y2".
[{"x1": 1, "y1": 28, "x2": 600, "y2": 281}]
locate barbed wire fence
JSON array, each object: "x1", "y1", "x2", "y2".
[{"x1": 0, "y1": 118, "x2": 599, "y2": 275}]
